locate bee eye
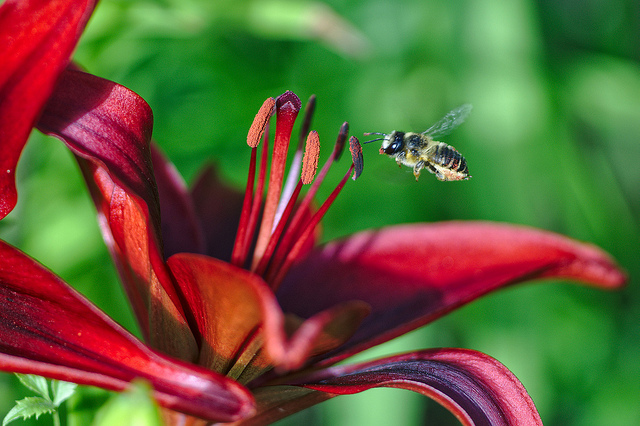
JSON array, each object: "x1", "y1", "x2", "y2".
[{"x1": 384, "y1": 132, "x2": 404, "y2": 155}]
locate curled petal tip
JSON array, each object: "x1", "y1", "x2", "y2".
[{"x1": 543, "y1": 242, "x2": 627, "y2": 289}]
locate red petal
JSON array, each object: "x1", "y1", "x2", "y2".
[
  {"x1": 152, "y1": 144, "x2": 205, "y2": 257},
  {"x1": 34, "y1": 69, "x2": 195, "y2": 358},
  {"x1": 190, "y1": 165, "x2": 245, "y2": 262},
  {"x1": 277, "y1": 222, "x2": 626, "y2": 364},
  {"x1": 78, "y1": 160, "x2": 197, "y2": 360},
  {"x1": 0, "y1": 240, "x2": 254, "y2": 422},
  {"x1": 273, "y1": 300, "x2": 370, "y2": 373},
  {"x1": 0, "y1": 0, "x2": 96, "y2": 219},
  {"x1": 167, "y1": 253, "x2": 283, "y2": 382},
  {"x1": 167, "y1": 254, "x2": 370, "y2": 381},
  {"x1": 247, "y1": 349, "x2": 542, "y2": 426},
  {"x1": 37, "y1": 69, "x2": 159, "y2": 233}
]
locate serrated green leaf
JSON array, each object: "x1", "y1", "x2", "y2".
[
  {"x1": 51, "y1": 380, "x2": 77, "y2": 407},
  {"x1": 2, "y1": 397, "x2": 56, "y2": 426},
  {"x1": 15, "y1": 374, "x2": 50, "y2": 400}
]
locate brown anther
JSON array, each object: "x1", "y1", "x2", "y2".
[
  {"x1": 298, "y1": 95, "x2": 316, "y2": 145},
  {"x1": 349, "y1": 136, "x2": 363, "y2": 180},
  {"x1": 334, "y1": 122, "x2": 349, "y2": 161},
  {"x1": 247, "y1": 97, "x2": 276, "y2": 148},
  {"x1": 301, "y1": 131, "x2": 320, "y2": 184}
]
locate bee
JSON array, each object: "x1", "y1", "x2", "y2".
[{"x1": 364, "y1": 104, "x2": 472, "y2": 181}]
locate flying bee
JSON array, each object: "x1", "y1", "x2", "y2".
[{"x1": 364, "y1": 104, "x2": 472, "y2": 181}]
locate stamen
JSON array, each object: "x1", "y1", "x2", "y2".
[
  {"x1": 230, "y1": 146, "x2": 257, "y2": 267},
  {"x1": 301, "y1": 131, "x2": 320, "y2": 184},
  {"x1": 232, "y1": 115, "x2": 272, "y2": 268},
  {"x1": 298, "y1": 95, "x2": 317, "y2": 147},
  {"x1": 274, "y1": 149, "x2": 303, "y2": 232},
  {"x1": 225, "y1": 329, "x2": 265, "y2": 383},
  {"x1": 275, "y1": 95, "x2": 316, "y2": 231},
  {"x1": 253, "y1": 131, "x2": 319, "y2": 276},
  {"x1": 252, "y1": 91, "x2": 301, "y2": 267},
  {"x1": 267, "y1": 163, "x2": 355, "y2": 290},
  {"x1": 247, "y1": 97, "x2": 275, "y2": 148},
  {"x1": 349, "y1": 136, "x2": 363, "y2": 180},
  {"x1": 300, "y1": 122, "x2": 349, "y2": 213},
  {"x1": 334, "y1": 121, "x2": 349, "y2": 161},
  {"x1": 266, "y1": 123, "x2": 348, "y2": 277},
  {"x1": 253, "y1": 180, "x2": 303, "y2": 277},
  {"x1": 242, "y1": 125, "x2": 270, "y2": 266}
]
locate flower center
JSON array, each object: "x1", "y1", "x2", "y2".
[{"x1": 230, "y1": 91, "x2": 363, "y2": 291}]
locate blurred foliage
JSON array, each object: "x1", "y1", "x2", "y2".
[
  {"x1": 1, "y1": 0, "x2": 639, "y2": 425},
  {"x1": 92, "y1": 382, "x2": 161, "y2": 426}
]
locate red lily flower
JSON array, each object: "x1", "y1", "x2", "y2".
[{"x1": 0, "y1": 0, "x2": 626, "y2": 424}]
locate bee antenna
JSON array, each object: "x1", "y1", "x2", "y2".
[
  {"x1": 363, "y1": 138, "x2": 384, "y2": 144},
  {"x1": 362, "y1": 132, "x2": 386, "y2": 144}
]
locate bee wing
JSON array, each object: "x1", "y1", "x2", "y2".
[{"x1": 421, "y1": 104, "x2": 472, "y2": 138}]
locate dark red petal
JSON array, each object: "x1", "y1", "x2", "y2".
[
  {"x1": 190, "y1": 165, "x2": 244, "y2": 262},
  {"x1": 152, "y1": 144, "x2": 205, "y2": 258},
  {"x1": 271, "y1": 301, "x2": 370, "y2": 373},
  {"x1": 77, "y1": 160, "x2": 197, "y2": 360},
  {"x1": 247, "y1": 349, "x2": 542, "y2": 426},
  {"x1": 167, "y1": 253, "x2": 283, "y2": 383},
  {"x1": 0, "y1": 0, "x2": 96, "y2": 219},
  {"x1": 277, "y1": 222, "x2": 626, "y2": 364},
  {"x1": 0, "y1": 240, "x2": 255, "y2": 422},
  {"x1": 37, "y1": 69, "x2": 159, "y2": 235},
  {"x1": 167, "y1": 253, "x2": 369, "y2": 382},
  {"x1": 34, "y1": 69, "x2": 196, "y2": 358}
]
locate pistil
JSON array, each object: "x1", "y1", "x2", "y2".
[{"x1": 252, "y1": 92, "x2": 302, "y2": 267}]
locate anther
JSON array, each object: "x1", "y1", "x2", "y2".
[
  {"x1": 349, "y1": 136, "x2": 363, "y2": 180},
  {"x1": 301, "y1": 131, "x2": 320, "y2": 185},
  {"x1": 298, "y1": 95, "x2": 316, "y2": 146},
  {"x1": 334, "y1": 122, "x2": 349, "y2": 161},
  {"x1": 247, "y1": 97, "x2": 275, "y2": 148}
]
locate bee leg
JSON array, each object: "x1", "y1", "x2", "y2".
[
  {"x1": 413, "y1": 161, "x2": 425, "y2": 181},
  {"x1": 426, "y1": 164, "x2": 446, "y2": 181},
  {"x1": 419, "y1": 162, "x2": 442, "y2": 181},
  {"x1": 395, "y1": 151, "x2": 406, "y2": 167}
]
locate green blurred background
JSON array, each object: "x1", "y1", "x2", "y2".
[{"x1": 1, "y1": 0, "x2": 639, "y2": 424}]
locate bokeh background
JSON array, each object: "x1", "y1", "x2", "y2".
[{"x1": 1, "y1": 0, "x2": 639, "y2": 424}]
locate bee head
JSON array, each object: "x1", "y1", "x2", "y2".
[
  {"x1": 363, "y1": 131, "x2": 405, "y2": 157},
  {"x1": 380, "y1": 131, "x2": 405, "y2": 156}
]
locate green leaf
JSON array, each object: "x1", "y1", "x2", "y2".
[
  {"x1": 2, "y1": 397, "x2": 55, "y2": 426},
  {"x1": 15, "y1": 375, "x2": 50, "y2": 400},
  {"x1": 51, "y1": 380, "x2": 78, "y2": 407},
  {"x1": 94, "y1": 382, "x2": 161, "y2": 426}
]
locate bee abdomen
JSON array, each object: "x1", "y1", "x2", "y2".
[{"x1": 432, "y1": 143, "x2": 468, "y2": 174}]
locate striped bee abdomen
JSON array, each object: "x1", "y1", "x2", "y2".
[{"x1": 432, "y1": 142, "x2": 469, "y2": 176}]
